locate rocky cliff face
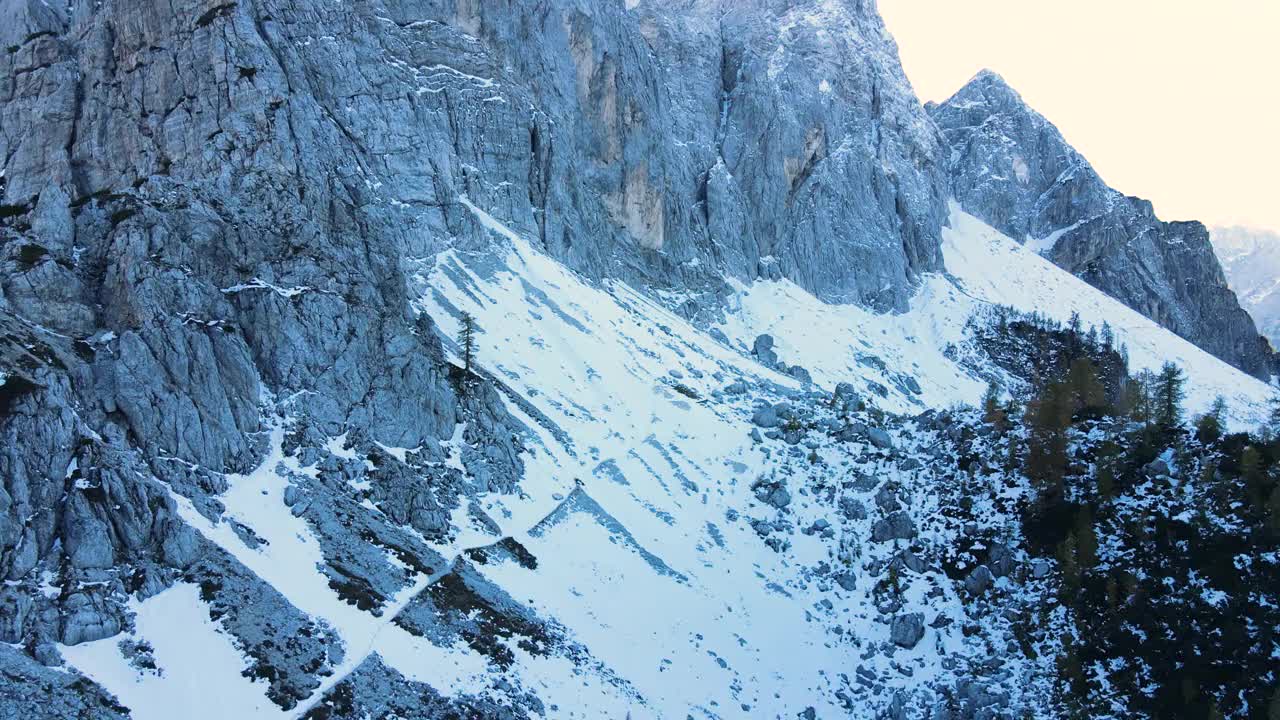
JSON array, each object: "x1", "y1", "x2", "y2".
[
  {"x1": 0, "y1": 0, "x2": 953, "y2": 714},
  {"x1": 929, "y1": 70, "x2": 1275, "y2": 379},
  {"x1": 1212, "y1": 225, "x2": 1280, "y2": 351}
]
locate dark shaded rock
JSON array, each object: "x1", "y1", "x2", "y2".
[
  {"x1": 964, "y1": 565, "x2": 994, "y2": 596},
  {"x1": 840, "y1": 497, "x2": 868, "y2": 521},
  {"x1": 875, "y1": 485, "x2": 902, "y2": 513},
  {"x1": 752, "y1": 479, "x2": 792, "y2": 510},
  {"x1": 872, "y1": 511, "x2": 917, "y2": 543},
  {"x1": 753, "y1": 335, "x2": 779, "y2": 367},
  {"x1": 987, "y1": 543, "x2": 1015, "y2": 579},
  {"x1": 890, "y1": 612, "x2": 925, "y2": 649}
]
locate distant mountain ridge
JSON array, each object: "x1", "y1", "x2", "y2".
[
  {"x1": 929, "y1": 70, "x2": 1275, "y2": 379},
  {"x1": 1212, "y1": 225, "x2": 1280, "y2": 351}
]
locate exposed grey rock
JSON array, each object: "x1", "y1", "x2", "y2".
[
  {"x1": 394, "y1": 559, "x2": 565, "y2": 671},
  {"x1": 932, "y1": 70, "x2": 1273, "y2": 377},
  {"x1": 1144, "y1": 458, "x2": 1171, "y2": 478},
  {"x1": 964, "y1": 565, "x2": 994, "y2": 596},
  {"x1": 303, "y1": 654, "x2": 537, "y2": 720},
  {"x1": 840, "y1": 497, "x2": 868, "y2": 521},
  {"x1": 875, "y1": 485, "x2": 902, "y2": 513},
  {"x1": 785, "y1": 365, "x2": 813, "y2": 385},
  {"x1": 872, "y1": 511, "x2": 917, "y2": 543},
  {"x1": 752, "y1": 479, "x2": 793, "y2": 510},
  {"x1": 987, "y1": 543, "x2": 1015, "y2": 579},
  {"x1": 60, "y1": 590, "x2": 124, "y2": 646},
  {"x1": 899, "y1": 457, "x2": 923, "y2": 471},
  {"x1": 0, "y1": 644, "x2": 130, "y2": 720},
  {"x1": 754, "y1": 334, "x2": 780, "y2": 367},
  {"x1": 847, "y1": 471, "x2": 880, "y2": 492},
  {"x1": 753, "y1": 404, "x2": 783, "y2": 428},
  {"x1": 867, "y1": 427, "x2": 894, "y2": 450},
  {"x1": 890, "y1": 612, "x2": 925, "y2": 649},
  {"x1": 183, "y1": 545, "x2": 344, "y2": 709},
  {"x1": 898, "y1": 550, "x2": 928, "y2": 574},
  {"x1": 802, "y1": 518, "x2": 831, "y2": 536}
]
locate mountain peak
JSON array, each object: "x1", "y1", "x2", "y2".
[
  {"x1": 930, "y1": 69, "x2": 1275, "y2": 379},
  {"x1": 941, "y1": 68, "x2": 1028, "y2": 111},
  {"x1": 969, "y1": 68, "x2": 1010, "y2": 88}
]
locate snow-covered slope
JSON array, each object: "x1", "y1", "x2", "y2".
[
  {"x1": 57, "y1": 200, "x2": 1274, "y2": 718},
  {"x1": 722, "y1": 205, "x2": 1273, "y2": 429}
]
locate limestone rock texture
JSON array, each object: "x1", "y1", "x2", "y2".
[{"x1": 0, "y1": 0, "x2": 951, "y2": 713}]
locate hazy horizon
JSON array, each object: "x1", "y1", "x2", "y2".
[{"x1": 881, "y1": 1, "x2": 1280, "y2": 236}]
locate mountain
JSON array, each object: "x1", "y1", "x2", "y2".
[
  {"x1": 1, "y1": 1, "x2": 1277, "y2": 718},
  {"x1": 929, "y1": 70, "x2": 1275, "y2": 380},
  {"x1": 1212, "y1": 226, "x2": 1280, "y2": 350}
]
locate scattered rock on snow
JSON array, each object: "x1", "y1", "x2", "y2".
[
  {"x1": 890, "y1": 612, "x2": 925, "y2": 649},
  {"x1": 872, "y1": 511, "x2": 917, "y2": 543}
]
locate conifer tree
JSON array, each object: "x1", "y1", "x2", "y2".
[
  {"x1": 1125, "y1": 371, "x2": 1155, "y2": 428},
  {"x1": 1105, "y1": 575, "x2": 1119, "y2": 608},
  {"x1": 1056, "y1": 531, "x2": 1081, "y2": 591},
  {"x1": 457, "y1": 311, "x2": 478, "y2": 375},
  {"x1": 1266, "y1": 395, "x2": 1280, "y2": 442},
  {"x1": 1025, "y1": 381, "x2": 1072, "y2": 504},
  {"x1": 1100, "y1": 321, "x2": 1115, "y2": 350},
  {"x1": 1241, "y1": 445, "x2": 1264, "y2": 508},
  {"x1": 1075, "y1": 506, "x2": 1098, "y2": 569},
  {"x1": 1154, "y1": 362, "x2": 1186, "y2": 428},
  {"x1": 1066, "y1": 357, "x2": 1107, "y2": 417},
  {"x1": 1268, "y1": 487, "x2": 1280, "y2": 534},
  {"x1": 1096, "y1": 460, "x2": 1115, "y2": 499},
  {"x1": 1195, "y1": 396, "x2": 1227, "y2": 443},
  {"x1": 982, "y1": 381, "x2": 1008, "y2": 432}
]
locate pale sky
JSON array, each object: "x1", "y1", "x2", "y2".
[{"x1": 879, "y1": 1, "x2": 1280, "y2": 233}]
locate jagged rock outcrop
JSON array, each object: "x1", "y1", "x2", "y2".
[
  {"x1": 929, "y1": 70, "x2": 1274, "y2": 378},
  {"x1": 1, "y1": 0, "x2": 530, "y2": 701}
]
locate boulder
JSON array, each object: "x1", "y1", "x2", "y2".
[
  {"x1": 753, "y1": 335, "x2": 779, "y2": 367},
  {"x1": 872, "y1": 511, "x2": 917, "y2": 543},
  {"x1": 833, "y1": 382, "x2": 862, "y2": 411},
  {"x1": 752, "y1": 480, "x2": 792, "y2": 510},
  {"x1": 987, "y1": 543, "x2": 1015, "y2": 578},
  {"x1": 964, "y1": 565, "x2": 994, "y2": 596},
  {"x1": 786, "y1": 365, "x2": 813, "y2": 384},
  {"x1": 890, "y1": 612, "x2": 925, "y2": 649},
  {"x1": 866, "y1": 427, "x2": 894, "y2": 450},
  {"x1": 747, "y1": 404, "x2": 778, "y2": 425},
  {"x1": 839, "y1": 497, "x2": 868, "y2": 521},
  {"x1": 874, "y1": 485, "x2": 901, "y2": 512}
]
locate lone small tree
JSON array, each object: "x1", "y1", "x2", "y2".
[
  {"x1": 1195, "y1": 396, "x2": 1228, "y2": 443},
  {"x1": 982, "y1": 381, "x2": 1008, "y2": 432},
  {"x1": 457, "y1": 312, "x2": 478, "y2": 375}
]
